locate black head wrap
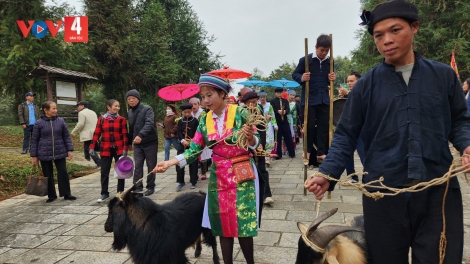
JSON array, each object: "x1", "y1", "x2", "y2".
[{"x1": 360, "y1": 0, "x2": 418, "y2": 35}]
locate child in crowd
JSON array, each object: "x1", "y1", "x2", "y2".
[{"x1": 175, "y1": 103, "x2": 199, "y2": 191}]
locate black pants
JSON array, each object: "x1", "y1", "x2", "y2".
[
  {"x1": 84, "y1": 140, "x2": 101, "y2": 166},
  {"x1": 276, "y1": 123, "x2": 295, "y2": 158},
  {"x1": 133, "y1": 143, "x2": 157, "y2": 191},
  {"x1": 363, "y1": 185, "x2": 463, "y2": 264},
  {"x1": 176, "y1": 147, "x2": 198, "y2": 185},
  {"x1": 300, "y1": 104, "x2": 329, "y2": 156},
  {"x1": 40, "y1": 158, "x2": 71, "y2": 199},
  {"x1": 100, "y1": 148, "x2": 125, "y2": 195},
  {"x1": 256, "y1": 156, "x2": 272, "y2": 197},
  {"x1": 22, "y1": 125, "x2": 34, "y2": 151}
]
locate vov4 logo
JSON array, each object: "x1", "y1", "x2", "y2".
[{"x1": 16, "y1": 16, "x2": 88, "y2": 42}]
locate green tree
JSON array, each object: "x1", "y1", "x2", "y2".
[
  {"x1": 267, "y1": 62, "x2": 297, "y2": 81},
  {"x1": 0, "y1": 0, "x2": 82, "y2": 122},
  {"x1": 352, "y1": 0, "x2": 470, "y2": 80},
  {"x1": 333, "y1": 56, "x2": 357, "y2": 89},
  {"x1": 158, "y1": 0, "x2": 222, "y2": 83},
  {"x1": 84, "y1": 0, "x2": 146, "y2": 112}
]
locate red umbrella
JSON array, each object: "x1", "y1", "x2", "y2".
[
  {"x1": 207, "y1": 66, "x2": 252, "y2": 79},
  {"x1": 158, "y1": 84, "x2": 199, "y2": 101}
]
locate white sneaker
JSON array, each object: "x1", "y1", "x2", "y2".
[
  {"x1": 264, "y1": 197, "x2": 274, "y2": 205},
  {"x1": 348, "y1": 179, "x2": 358, "y2": 183}
]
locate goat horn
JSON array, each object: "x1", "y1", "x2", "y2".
[
  {"x1": 308, "y1": 225, "x2": 363, "y2": 250},
  {"x1": 306, "y1": 208, "x2": 338, "y2": 237},
  {"x1": 116, "y1": 178, "x2": 142, "y2": 201}
]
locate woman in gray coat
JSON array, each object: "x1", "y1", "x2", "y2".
[{"x1": 30, "y1": 101, "x2": 76, "y2": 203}]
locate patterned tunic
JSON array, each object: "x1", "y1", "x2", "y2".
[
  {"x1": 260, "y1": 102, "x2": 277, "y2": 154},
  {"x1": 179, "y1": 104, "x2": 260, "y2": 237}
]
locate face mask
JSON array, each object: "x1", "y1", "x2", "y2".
[{"x1": 166, "y1": 110, "x2": 173, "y2": 114}]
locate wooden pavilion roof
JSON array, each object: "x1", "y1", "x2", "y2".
[{"x1": 28, "y1": 64, "x2": 98, "y2": 82}]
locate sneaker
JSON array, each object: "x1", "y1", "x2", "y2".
[
  {"x1": 190, "y1": 184, "x2": 196, "y2": 189},
  {"x1": 94, "y1": 166, "x2": 101, "y2": 170},
  {"x1": 264, "y1": 197, "x2": 274, "y2": 205},
  {"x1": 21, "y1": 149, "x2": 27, "y2": 154},
  {"x1": 200, "y1": 175, "x2": 207, "y2": 180},
  {"x1": 308, "y1": 165, "x2": 314, "y2": 170},
  {"x1": 176, "y1": 183, "x2": 185, "y2": 191},
  {"x1": 348, "y1": 179, "x2": 359, "y2": 184},
  {"x1": 97, "y1": 194, "x2": 109, "y2": 203},
  {"x1": 144, "y1": 189, "x2": 154, "y2": 196}
]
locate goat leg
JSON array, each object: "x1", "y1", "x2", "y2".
[
  {"x1": 202, "y1": 228, "x2": 220, "y2": 264},
  {"x1": 194, "y1": 235, "x2": 202, "y2": 258}
]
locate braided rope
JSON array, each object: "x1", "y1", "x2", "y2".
[
  {"x1": 305, "y1": 156, "x2": 470, "y2": 264},
  {"x1": 225, "y1": 105, "x2": 267, "y2": 151}
]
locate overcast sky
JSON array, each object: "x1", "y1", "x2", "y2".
[{"x1": 57, "y1": 0, "x2": 364, "y2": 93}]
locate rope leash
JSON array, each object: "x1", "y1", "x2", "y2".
[
  {"x1": 117, "y1": 105, "x2": 269, "y2": 198},
  {"x1": 305, "y1": 156, "x2": 470, "y2": 264}
]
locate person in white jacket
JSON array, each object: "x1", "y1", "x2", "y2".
[{"x1": 71, "y1": 101, "x2": 101, "y2": 169}]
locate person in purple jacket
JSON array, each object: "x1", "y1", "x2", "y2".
[{"x1": 30, "y1": 101, "x2": 76, "y2": 203}]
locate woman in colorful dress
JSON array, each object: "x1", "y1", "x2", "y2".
[
  {"x1": 287, "y1": 90, "x2": 297, "y2": 150},
  {"x1": 153, "y1": 74, "x2": 262, "y2": 264},
  {"x1": 258, "y1": 90, "x2": 277, "y2": 165}
]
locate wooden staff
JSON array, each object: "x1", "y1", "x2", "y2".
[
  {"x1": 328, "y1": 34, "x2": 334, "y2": 146},
  {"x1": 303, "y1": 38, "x2": 309, "y2": 196},
  {"x1": 280, "y1": 98, "x2": 284, "y2": 121},
  {"x1": 325, "y1": 34, "x2": 334, "y2": 200}
]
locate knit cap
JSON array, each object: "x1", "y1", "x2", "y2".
[{"x1": 126, "y1": 89, "x2": 141, "y2": 101}]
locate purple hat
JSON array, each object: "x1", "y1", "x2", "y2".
[{"x1": 114, "y1": 156, "x2": 134, "y2": 179}]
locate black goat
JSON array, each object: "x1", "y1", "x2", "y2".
[
  {"x1": 295, "y1": 208, "x2": 367, "y2": 264},
  {"x1": 104, "y1": 186, "x2": 220, "y2": 264}
]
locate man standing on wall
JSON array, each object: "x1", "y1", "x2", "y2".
[{"x1": 292, "y1": 34, "x2": 336, "y2": 164}]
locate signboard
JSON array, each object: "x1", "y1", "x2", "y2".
[{"x1": 56, "y1": 81, "x2": 77, "y2": 105}]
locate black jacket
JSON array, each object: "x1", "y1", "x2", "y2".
[
  {"x1": 292, "y1": 53, "x2": 331, "y2": 106},
  {"x1": 270, "y1": 97, "x2": 290, "y2": 125},
  {"x1": 127, "y1": 103, "x2": 158, "y2": 147}
]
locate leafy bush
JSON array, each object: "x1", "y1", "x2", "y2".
[{"x1": 0, "y1": 153, "x2": 92, "y2": 199}]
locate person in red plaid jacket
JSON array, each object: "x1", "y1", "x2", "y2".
[{"x1": 89, "y1": 99, "x2": 128, "y2": 203}]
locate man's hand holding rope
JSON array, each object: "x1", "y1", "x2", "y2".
[
  {"x1": 306, "y1": 147, "x2": 470, "y2": 200},
  {"x1": 305, "y1": 175, "x2": 330, "y2": 200},
  {"x1": 461, "y1": 146, "x2": 470, "y2": 166}
]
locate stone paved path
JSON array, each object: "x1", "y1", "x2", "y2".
[{"x1": 1, "y1": 144, "x2": 469, "y2": 263}]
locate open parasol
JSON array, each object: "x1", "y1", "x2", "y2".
[
  {"x1": 158, "y1": 84, "x2": 199, "y2": 101},
  {"x1": 236, "y1": 77, "x2": 270, "y2": 87},
  {"x1": 207, "y1": 66, "x2": 252, "y2": 79},
  {"x1": 268, "y1": 77, "x2": 300, "y2": 88}
]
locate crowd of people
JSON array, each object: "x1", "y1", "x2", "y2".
[{"x1": 16, "y1": 0, "x2": 470, "y2": 262}]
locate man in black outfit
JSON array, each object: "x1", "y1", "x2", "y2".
[
  {"x1": 270, "y1": 87, "x2": 295, "y2": 159},
  {"x1": 292, "y1": 34, "x2": 336, "y2": 164}
]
